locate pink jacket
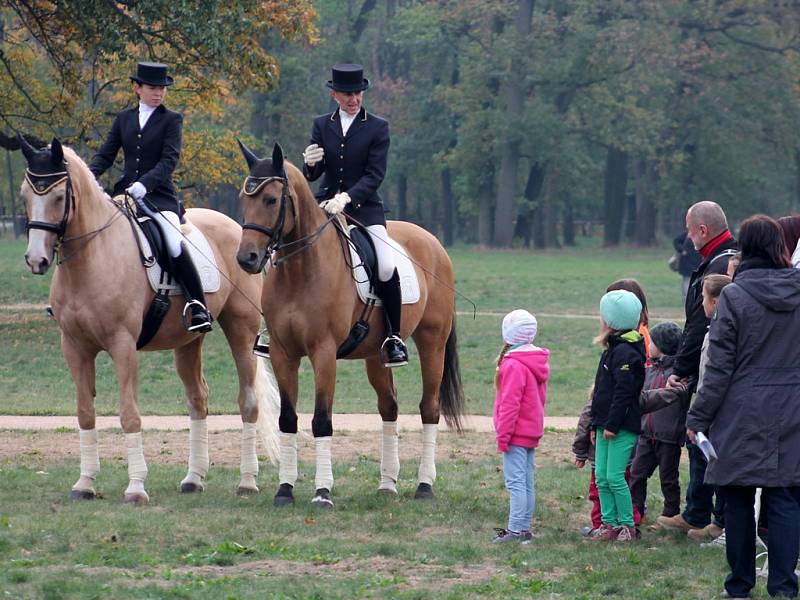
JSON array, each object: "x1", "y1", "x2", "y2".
[{"x1": 493, "y1": 347, "x2": 550, "y2": 452}]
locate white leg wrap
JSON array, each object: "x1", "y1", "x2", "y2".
[
  {"x1": 278, "y1": 432, "x2": 298, "y2": 486},
  {"x1": 240, "y1": 422, "x2": 259, "y2": 477},
  {"x1": 314, "y1": 436, "x2": 334, "y2": 492},
  {"x1": 379, "y1": 421, "x2": 400, "y2": 492},
  {"x1": 417, "y1": 424, "x2": 438, "y2": 485},
  {"x1": 72, "y1": 428, "x2": 99, "y2": 492},
  {"x1": 124, "y1": 432, "x2": 149, "y2": 501},
  {"x1": 187, "y1": 419, "x2": 209, "y2": 478}
]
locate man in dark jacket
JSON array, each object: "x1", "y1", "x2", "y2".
[
  {"x1": 302, "y1": 63, "x2": 407, "y2": 367},
  {"x1": 659, "y1": 201, "x2": 737, "y2": 535},
  {"x1": 686, "y1": 214, "x2": 800, "y2": 598},
  {"x1": 673, "y1": 231, "x2": 702, "y2": 302}
]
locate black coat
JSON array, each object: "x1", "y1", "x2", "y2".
[
  {"x1": 590, "y1": 331, "x2": 646, "y2": 435},
  {"x1": 673, "y1": 232, "x2": 702, "y2": 277},
  {"x1": 89, "y1": 105, "x2": 183, "y2": 214},
  {"x1": 673, "y1": 235, "x2": 738, "y2": 379},
  {"x1": 686, "y1": 264, "x2": 800, "y2": 487},
  {"x1": 303, "y1": 107, "x2": 389, "y2": 226}
]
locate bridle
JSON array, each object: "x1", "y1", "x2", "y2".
[
  {"x1": 241, "y1": 172, "x2": 335, "y2": 270},
  {"x1": 24, "y1": 165, "x2": 74, "y2": 240}
]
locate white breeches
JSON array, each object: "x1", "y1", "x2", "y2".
[
  {"x1": 139, "y1": 206, "x2": 184, "y2": 258},
  {"x1": 366, "y1": 225, "x2": 396, "y2": 282}
]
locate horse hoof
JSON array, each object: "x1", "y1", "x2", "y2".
[
  {"x1": 237, "y1": 486, "x2": 259, "y2": 497},
  {"x1": 180, "y1": 481, "x2": 205, "y2": 494},
  {"x1": 123, "y1": 492, "x2": 149, "y2": 505},
  {"x1": 70, "y1": 489, "x2": 96, "y2": 501},
  {"x1": 377, "y1": 484, "x2": 399, "y2": 497},
  {"x1": 414, "y1": 483, "x2": 434, "y2": 500},
  {"x1": 311, "y1": 488, "x2": 334, "y2": 510},
  {"x1": 273, "y1": 483, "x2": 294, "y2": 507}
]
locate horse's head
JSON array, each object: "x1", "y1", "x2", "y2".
[
  {"x1": 18, "y1": 135, "x2": 72, "y2": 275},
  {"x1": 235, "y1": 140, "x2": 296, "y2": 273}
]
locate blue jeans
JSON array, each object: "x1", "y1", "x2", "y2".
[
  {"x1": 503, "y1": 445, "x2": 535, "y2": 533},
  {"x1": 683, "y1": 442, "x2": 725, "y2": 528},
  {"x1": 723, "y1": 486, "x2": 800, "y2": 598}
]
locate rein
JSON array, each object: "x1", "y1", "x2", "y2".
[
  {"x1": 24, "y1": 165, "x2": 125, "y2": 265},
  {"x1": 241, "y1": 174, "x2": 336, "y2": 269}
]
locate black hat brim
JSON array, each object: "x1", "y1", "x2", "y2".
[
  {"x1": 326, "y1": 78, "x2": 369, "y2": 92},
  {"x1": 131, "y1": 75, "x2": 174, "y2": 87}
]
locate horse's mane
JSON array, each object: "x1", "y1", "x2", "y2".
[
  {"x1": 62, "y1": 146, "x2": 109, "y2": 205},
  {"x1": 284, "y1": 160, "x2": 320, "y2": 230}
]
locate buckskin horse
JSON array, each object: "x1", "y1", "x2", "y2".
[
  {"x1": 18, "y1": 136, "x2": 280, "y2": 503},
  {"x1": 235, "y1": 141, "x2": 465, "y2": 508}
]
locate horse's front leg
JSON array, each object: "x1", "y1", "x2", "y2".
[
  {"x1": 62, "y1": 334, "x2": 100, "y2": 500},
  {"x1": 173, "y1": 338, "x2": 209, "y2": 493},
  {"x1": 270, "y1": 350, "x2": 301, "y2": 507},
  {"x1": 309, "y1": 345, "x2": 337, "y2": 509},
  {"x1": 108, "y1": 336, "x2": 149, "y2": 504}
]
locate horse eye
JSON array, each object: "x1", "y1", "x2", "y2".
[{"x1": 264, "y1": 196, "x2": 277, "y2": 206}]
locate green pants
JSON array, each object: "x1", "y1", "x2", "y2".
[{"x1": 595, "y1": 427, "x2": 638, "y2": 527}]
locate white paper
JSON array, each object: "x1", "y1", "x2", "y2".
[{"x1": 695, "y1": 432, "x2": 718, "y2": 461}]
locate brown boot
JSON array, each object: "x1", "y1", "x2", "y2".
[
  {"x1": 656, "y1": 513, "x2": 695, "y2": 532},
  {"x1": 687, "y1": 523, "x2": 724, "y2": 542}
]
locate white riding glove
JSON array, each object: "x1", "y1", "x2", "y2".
[
  {"x1": 126, "y1": 182, "x2": 147, "y2": 209},
  {"x1": 303, "y1": 143, "x2": 324, "y2": 167},
  {"x1": 320, "y1": 192, "x2": 351, "y2": 215}
]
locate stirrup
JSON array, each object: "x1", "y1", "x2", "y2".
[
  {"x1": 182, "y1": 300, "x2": 212, "y2": 332},
  {"x1": 380, "y1": 335, "x2": 408, "y2": 368},
  {"x1": 252, "y1": 330, "x2": 270, "y2": 358}
]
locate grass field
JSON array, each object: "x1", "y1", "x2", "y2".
[
  {"x1": 0, "y1": 237, "x2": 685, "y2": 417},
  {"x1": 0, "y1": 430, "x2": 752, "y2": 600}
]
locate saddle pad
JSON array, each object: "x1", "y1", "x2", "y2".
[
  {"x1": 136, "y1": 221, "x2": 221, "y2": 295},
  {"x1": 348, "y1": 226, "x2": 420, "y2": 305}
]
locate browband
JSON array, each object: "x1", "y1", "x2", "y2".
[
  {"x1": 25, "y1": 169, "x2": 69, "y2": 196},
  {"x1": 242, "y1": 175, "x2": 284, "y2": 196}
]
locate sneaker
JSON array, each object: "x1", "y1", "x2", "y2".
[
  {"x1": 701, "y1": 531, "x2": 726, "y2": 549},
  {"x1": 381, "y1": 335, "x2": 409, "y2": 368},
  {"x1": 519, "y1": 530, "x2": 533, "y2": 545},
  {"x1": 656, "y1": 513, "x2": 695, "y2": 532},
  {"x1": 615, "y1": 525, "x2": 638, "y2": 543},
  {"x1": 585, "y1": 523, "x2": 618, "y2": 542},
  {"x1": 492, "y1": 528, "x2": 525, "y2": 544},
  {"x1": 688, "y1": 523, "x2": 724, "y2": 542},
  {"x1": 581, "y1": 526, "x2": 596, "y2": 537}
]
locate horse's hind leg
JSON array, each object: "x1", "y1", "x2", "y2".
[
  {"x1": 62, "y1": 335, "x2": 100, "y2": 500},
  {"x1": 411, "y1": 326, "x2": 447, "y2": 500},
  {"x1": 173, "y1": 338, "x2": 210, "y2": 493},
  {"x1": 365, "y1": 357, "x2": 400, "y2": 496}
]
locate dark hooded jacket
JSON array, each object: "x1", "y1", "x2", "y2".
[
  {"x1": 686, "y1": 263, "x2": 800, "y2": 486},
  {"x1": 590, "y1": 331, "x2": 646, "y2": 435}
]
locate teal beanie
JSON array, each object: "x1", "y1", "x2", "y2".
[{"x1": 600, "y1": 290, "x2": 642, "y2": 331}]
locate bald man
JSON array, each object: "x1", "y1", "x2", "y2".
[{"x1": 658, "y1": 200, "x2": 737, "y2": 538}]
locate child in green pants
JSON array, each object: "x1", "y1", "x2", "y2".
[{"x1": 588, "y1": 290, "x2": 647, "y2": 543}]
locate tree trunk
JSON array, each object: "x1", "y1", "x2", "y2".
[
  {"x1": 441, "y1": 167, "x2": 455, "y2": 246},
  {"x1": 6, "y1": 148, "x2": 19, "y2": 238},
  {"x1": 563, "y1": 194, "x2": 575, "y2": 246},
  {"x1": 635, "y1": 159, "x2": 657, "y2": 246},
  {"x1": 533, "y1": 203, "x2": 545, "y2": 249},
  {"x1": 603, "y1": 147, "x2": 628, "y2": 246},
  {"x1": 492, "y1": 0, "x2": 533, "y2": 247},
  {"x1": 478, "y1": 184, "x2": 493, "y2": 247},
  {"x1": 396, "y1": 174, "x2": 407, "y2": 221},
  {"x1": 624, "y1": 192, "x2": 637, "y2": 241}
]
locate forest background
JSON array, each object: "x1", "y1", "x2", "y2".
[{"x1": 2, "y1": 0, "x2": 800, "y2": 247}]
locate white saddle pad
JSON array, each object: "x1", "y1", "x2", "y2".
[
  {"x1": 135, "y1": 220, "x2": 221, "y2": 295},
  {"x1": 348, "y1": 226, "x2": 420, "y2": 305}
]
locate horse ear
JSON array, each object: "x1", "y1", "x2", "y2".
[
  {"x1": 50, "y1": 138, "x2": 64, "y2": 164},
  {"x1": 271, "y1": 142, "x2": 284, "y2": 174},
  {"x1": 17, "y1": 133, "x2": 37, "y2": 163},
  {"x1": 236, "y1": 138, "x2": 260, "y2": 170}
]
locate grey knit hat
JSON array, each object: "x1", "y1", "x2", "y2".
[{"x1": 650, "y1": 321, "x2": 683, "y2": 356}]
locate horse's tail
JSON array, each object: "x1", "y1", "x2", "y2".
[
  {"x1": 440, "y1": 312, "x2": 467, "y2": 433},
  {"x1": 255, "y1": 357, "x2": 281, "y2": 463}
]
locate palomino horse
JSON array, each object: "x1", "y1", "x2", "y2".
[
  {"x1": 235, "y1": 142, "x2": 466, "y2": 508},
  {"x1": 19, "y1": 136, "x2": 279, "y2": 503}
]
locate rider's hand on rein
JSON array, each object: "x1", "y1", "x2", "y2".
[{"x1": 320, "y1": 192, "x2": 351, "y2": 215}]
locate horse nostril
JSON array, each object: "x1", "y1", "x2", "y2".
[
  {"x1": 40, "y1": 257, "x2": 50, "y2": 270},
  {"x1": 248, "y1": 252, "x2": 258, "y2": 264}
]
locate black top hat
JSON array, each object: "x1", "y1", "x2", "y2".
[
  {"x1": 130, "y1": 62, "x2": 174, "y2": 87},
  {"x1": 326, "y1": 64, "x2": 369, "y2": 92}
]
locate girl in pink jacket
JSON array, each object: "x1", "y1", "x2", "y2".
[{"x1": 492, "y1": 309, "x2": 550, "y2": 544}]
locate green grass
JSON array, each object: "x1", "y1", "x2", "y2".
[
  {"x1": 0, "y1": 238, "x2": 686, "y2": 416},
  {"x1": 0, "y1": 432, "x2": 748, "y2": 599}
]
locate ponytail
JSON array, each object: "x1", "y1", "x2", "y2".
[{"x1": 494, "y1": 343, "x2": 511, "y2": 390}]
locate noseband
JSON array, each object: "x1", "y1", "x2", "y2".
[{"x1": 24, "y1": 166, "x2": 74, "y2": 239}]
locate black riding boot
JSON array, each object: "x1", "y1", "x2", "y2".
[
  {"x1": 171, "y1": 244, "x2": 213, "y2": 333},
  {"x1": 375, "y1": 269, "x2": 408, "y2": 368}
]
